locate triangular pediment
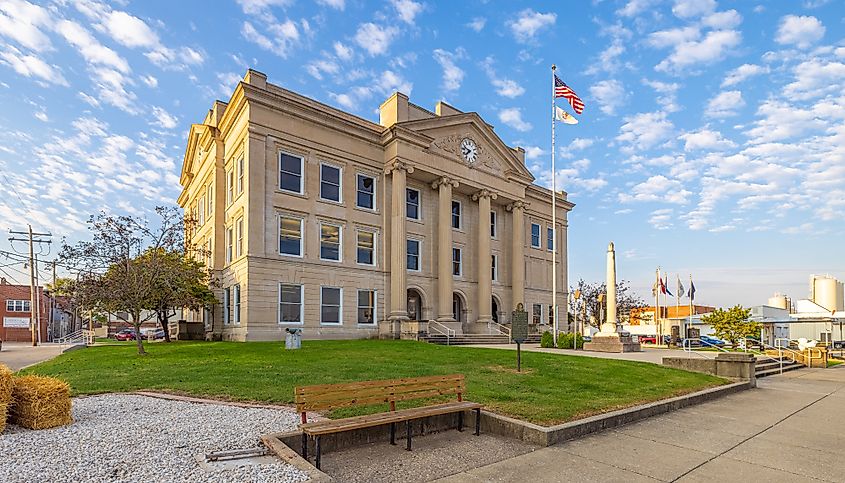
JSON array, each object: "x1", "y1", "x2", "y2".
[
  {"x1": 179, "y1": 124, "x2": 210, "y2": 186},
  {"x1": 397, "y1": 113, "x2": 535, "y2": 184}
]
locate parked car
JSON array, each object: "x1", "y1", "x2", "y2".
[
  {"x1": 699, "y1": 335, "x2": 725, "y2": 347},
  {"x1": 149, "y1": 329, "x2": 166, "y2": 340},
  {"x1": 638, "y1": 335, "x2": 657, "y2": 344},
  {"x1": 114, "y1": 328, "x2": 136, "y2": 341}
]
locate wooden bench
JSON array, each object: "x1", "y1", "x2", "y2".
[{"x1": 295, "y1": 374, "x2": 482, "y2": 469}]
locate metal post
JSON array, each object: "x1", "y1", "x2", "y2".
[
  {"x1": 517, "y1": 342, "x2": 521, "y2": 372},
  {"x1": 457, "y1": 412, "x2": 463, "y2": 431},
  {"x1": 390, "y1": 423, "x2": 396, "y2": 444},
  {"x1": 406, "y1": 420, "x2": 412, "y2": 451},
  {"x1": 315, "y1": 436, "x2": 321, "y2": 469},
  {"x1": 551, "y1": 64, "x2": 558, "y2": 347},
  {"x1": 475, "y1": 408, "x2": 481, "y2": 436}
]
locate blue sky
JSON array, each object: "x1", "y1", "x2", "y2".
[{"x1": 0, "y1": 0, "x2": 843, "y2": 308}]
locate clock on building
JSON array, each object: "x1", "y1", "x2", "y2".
[{"x1": 460, "y1": 138, "x2": 478, "y2": 164}]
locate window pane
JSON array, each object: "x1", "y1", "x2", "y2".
[
  {"x1": 406, "y1": 188, "x2": 419, "y2": 219},
  {"x1": 407, "y1": 240, "x2": 419, "y2": 270},
  {"x1": 321, "y1": 182, "x2": 339, "y2": 201},
  {"x1": 280, "y1": 284, "x2": 301, "y2": 303},
  {"x1": 280, "y1": 154, "x2": 302, "y2": 193},
  {"x1": 357, "y1": 231, "x2": 374, "y2": 264},
  {"x1": 321, "y1": 306, "x2": 340, "y2": 324},
  {"x1": 279, "y1": 217, "x2": 301, "y2": 256},
  {"x1": 322, "y1": 165, "x2": 340, "y2": 184},
  {"x1": 320, "y1": 165, "x2": 341, "y2": 201},
  {"x1": 547, "y1": 227, "x2": 554, "y2": 250},
  {"x1": 321, "y1": 225, "x2": 340, "y2": 260},
  {"x1": 358, "y1": 290, "x2": 375, "y2": 324},
  {"x1": 280, "y1": 154, "x2": 301, "y2": 175},
  {"x1": 490, "y1": 211, "x2": 496, "y2": 237},
  {"x1": 322, "y1": 287, "x2": 341, "y2": 305},
  {"x1": 358, "y1": 175, "x2": 373, "y2": 192},
  {"x1": 451, "y1": 201, "x2": 460, "y2": 228},
  {"x1": 281, "y1": 304, "x2": 301, "y2": 322}
]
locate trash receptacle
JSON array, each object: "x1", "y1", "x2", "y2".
[{"x1": 285, "y1": 328, "x2": 302, "y2": 349}]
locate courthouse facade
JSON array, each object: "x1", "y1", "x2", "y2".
[{"x1": 177, "y1": 70, "x2": 573, "y2": 341}]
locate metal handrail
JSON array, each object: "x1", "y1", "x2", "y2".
[
  {"x1": 682, "y1": 337, "x2": 731, "y2": 356},
  {"x1": 487, "y1": 321, "x2": 511, "y2": 338},
  {"x1": 428, "y1": 321, "x2": 455, "y2": 345},
  {"x1": 55, "y1": 329, "x2": 84, "y2": 344},
  {"x1": 754, "y1": 338, "x2": 811, "y2": 373}
]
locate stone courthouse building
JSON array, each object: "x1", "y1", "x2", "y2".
[{"x1": 178, "y1": 70, "x2": 573, "y2": 341}]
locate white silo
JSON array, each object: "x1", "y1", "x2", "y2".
[
  {"x1": 767, "y1": 293, "x2": 789, "y2": 310},
  {"x1": 811, "y1": 275, "x2": 844, "y2": 312}
]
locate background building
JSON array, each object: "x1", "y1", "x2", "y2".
[
  {"x1": 0, "y1": 279, "x2": 48, "y2": 343},
  {"x1": 178, "y1": 70, "x2": 573, "y2": 341}
]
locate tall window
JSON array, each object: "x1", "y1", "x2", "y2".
[
  {"x1": 233, "y1": 284, "x2": 241, "y2": 325},
  {"x1": 320, "y1": 163, "x2": 341, "y2": 202},
  {"x1": 280, "y1": 152, "x2": 304, "y2": 194},
  {"x1": 237, "y1": 157, "x2": 245, "y2": 194},
  {"x1": 490, "y1": 211, "x2": 497, "y2": 237},
  {"x1": 223, "y1": 288, "x2": 231, "y2": 325},
  {"x1": 406, "y1": 188, "x2": 420, "y2": 219},
  {"x1": 452, "y1": 248, "x2": 462, "y2": 276},
  {"x1": 357, "y1": 230, "x2": 375, "y2": 265},
  {"x1": 199, "y1": 195, "x2": 206, "y2": 225},
  {"x1": 531, "y1": 223, "x2": 541, "y2": 248},
  {"x1": 492, "y1": 255, "x2": 498, "y2": 281},
  {"x1": 205, "y1": 238, "x2": 212, "y2": 267},
  {"x1": 320, "y1": 223, "x2": 341, "y2": 261},
  {"x1": 6, "y1": 300, "x2": 30, "y2": 312},
  {"x1": 451, "y1": 201, "x2": 461, "y2": 229},
  {"x1": 279, "y1": 284, "x2": 303, "y2": 324},
  {"x1": 321, "y1": 287, "x2": 342, "y2": 325},
  {"x1": 279, "y1": 215, "x2": 303, "y2": 256},
  {"x1": 357, "y1": 290, "x2": 376, "y2": 324},
  {"x1": 356, "y1": 174, "x2": 374, "y2": 209},
  {"x1": 226, "y1": 169, "x2": 234, "y2": 206},
  {"x1": 532, "y1": 304, "x2": 541, "y2": 324},
  {"x1": 547, "y1": 227, "x2": 554, "y2": 251},
  {"x1": 407, "y1": 239, "x2": 420, "y2": 271},
  {"x1": 235, "y1": 217, "x2": 244, "y2": 258},
  {"x1": 206, "y1": 184, "x2": 213, "y2": 220},
  {"x1": 225, "y1": 227, "x2": 233, "y2": 264}
]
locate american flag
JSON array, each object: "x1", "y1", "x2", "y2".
[{"x1": 554, "y1": 75, "x2": 584, "y2": 115}]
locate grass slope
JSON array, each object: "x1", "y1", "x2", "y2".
[{"x1": 25, "y1": 340, "x2": 725, "y2": 425}]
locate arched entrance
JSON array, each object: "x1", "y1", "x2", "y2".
[
  {"x1": 407, "y1": 289, "x2": 423, "y2": 321},
  {"x1": 491, "y1": 297, "x2": 500, "y2": 323},
  {"x1": 452, "y1": 293, "x2": 465, "y2": 322}
]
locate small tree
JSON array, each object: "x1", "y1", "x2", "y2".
[
  {"x1": 701, "y1": 305, "x2": 760, "y2": 348},
  {"x1": 569, "y1": 279, "x2": 646, "y2": 329},
  {"x1": 146, "y1": 249, "x2": 216, "y2": 342}
]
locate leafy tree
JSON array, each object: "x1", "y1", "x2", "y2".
[
  {"x1": 60, "y1": 207, "x2": 198, "y2": 355},
  {"x1": 568, "y1": 279, "x2": 646, "y2": 328},
  {"x1": 701, "y1": 305, "x2": 760, "y2": 348}
]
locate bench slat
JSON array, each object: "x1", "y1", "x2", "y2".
[
  {"x1": 296, "y1": 374, "x2": 463, "y2": 394},
  {"x1": 295, "y1": 374, "x2": 466, "y2": 412},
  {"x1": 300, "y1": 401, "x2": 482, "y2": 435}
]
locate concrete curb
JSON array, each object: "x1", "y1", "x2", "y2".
[{"x1": 261, "y1": 433, "x2": 334, "y2": 482}]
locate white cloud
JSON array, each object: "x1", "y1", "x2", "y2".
[
  {"x1": 783, "y1": 59, "x2": 845, "y2": 100},
  {"x1": 354, "y1": 23, "x2": 398, "y2": 56},
  {"x1": 672, "y1": 0, "x2": 716, "y2": 18},
  {"x1": 56, "y1": 20, "x2": 130, "y2": 73},
  {"x1": 151, "y1": 107, "x2": 178, "y2": 130},
  {"x1": 390, "y1": 0, "x2": 423, "y2": 25},
  {"x1": 655, "y1": 29, "x2": 741, "y2": 74},
  {"x1": 498, "y1": 108, "x2": 532, "y2": 132},
  {"x1": 0, "y1": 47, "x2": 68, "y2": 86},
  {"x1": 235, "y1": 0, "x2": 292, "y2": 15},
  {"x1": 702, "y1": 10, "x2": 742, "y2": 29},
  {"x1": 617, "y1": 0, "x2": 659, "y2": 17},
  {"x1": 590, "y1": 79, "x2": 626, "y2": 115},
  {"x1": 141, "y1": 75, "x2": 158, "y2": 88},
  {"x1": 569, "y1": 138, "x2": 594, "y2": 151},
  {"x1": 507, "y1": 9, "x2": 556, "y2": 44},
  {"x1": 523, "y1": 146, "x2": 546, "y2": 160},
  {"x1": 642, "y1": 79, "x2": 680, "y2": 112},
  {"x1": 467, "y1": 17, "x2": 486, "y2": 32},
  {"x1": 705, "y1": 90, "x2": 744, "y2": 118},
  {"x1": 647, "y1": 26, "x2": 700, "y2": 49},
  {"x1": 776, "y1": 15, "x2": 825, "y2": 49},
  {"x1": 333, "y1": 41, "x2": 353, "y2": 61},
  {"x1": 680, "y1": 128, "x2": 737, "y2": 151},
  {"x1": 216, "y1": 72, "x2": 242, "y2": 97},
  {"x1": 432, "y1": 49, "x2": 465, "y2": 92},
  {"x1": 619, "y1": 175, "x2": 691, "y2": 204},
  {"x1": 100, "y1": 10, "x2": 159, "y2": 49},
  {"x1": 305, "y1": 59, "x2": 339, "y2": 80},
  {"x1": 0, "y1": 0, "x2": 53, "y2": 52},
  {"x1": 649, "y1": 208, "x2": 674, "y2": 230},
  {"x1": 317, "y1": 0, "x2": 345, "y2": 10},
  {"x1": 480, "y1": 57, "x2": 524, "y2": 98},
  {"x1": 240, "y1": 20, "x2": 299, "y2": 57},
  {"x1": 721, "y1": 63, "x2": 768, "y2": 87},
  {"x1": 616, "y1": 111, "x2": 674, "y2": 151},
  {"x1": 34, "y1": 110, "x2": 48, "y2": 122}
]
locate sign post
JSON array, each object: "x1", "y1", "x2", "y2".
[{"x1": 511, "y1": 303, "x2": 529, "y2": 372}]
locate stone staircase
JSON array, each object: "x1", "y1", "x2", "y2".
[
  {"x1": 755, "y1": 356, "x2": 804, "y2": 378},
  {"x1": 421, "y1": 333, "x2": 543, "y2": 346}
]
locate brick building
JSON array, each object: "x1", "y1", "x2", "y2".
[{"x1": 0, "y1": 279, "x2": 49, "y2": 343}]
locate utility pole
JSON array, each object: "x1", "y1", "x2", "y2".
[{"x1": 9, "y1": 225, "x2": 52, "y2": 346}]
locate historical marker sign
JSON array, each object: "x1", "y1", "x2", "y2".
[{"x1": 511, "y1": 304, "x2": 528, "y2": 343}]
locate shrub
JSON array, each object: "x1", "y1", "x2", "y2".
[
  {"x1": 540, "y1": 331, "x2": 554, "y2": 348},
  {"x1": 557, "y1": 332, "x2": 584, "y2": 349}
]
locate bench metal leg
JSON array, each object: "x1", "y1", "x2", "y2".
[
  {"x1": 406, "y1": 420, "x2": 412, "y2": 451},
  {"x1": 475, "y1": 408, "x2": 481, "y2": 436},
  {"x1": 301, "y1": 433, "x2": 308, "y2": 460},
  {"x1": 457, "y1": 411, "x2": 463, "y2": 432},
  {"x1": 390, "y1": 423, "x2": 396, "y2": 445},
  {"x1": 315, "y1": 436, "x2": 322, "y2": 470}
]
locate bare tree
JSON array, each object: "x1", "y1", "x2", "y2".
[{"x1": 569, "y1": 278, "x2": 646, "y2": 328}]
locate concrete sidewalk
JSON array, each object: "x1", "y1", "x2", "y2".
[
  {"x1": 0, "y1": 342, "x2": 67, "y2": 371},
  {"x1": 437, "y1": 367, "x2": 845, "y2": 482},
  {"x1": 464, "y1": 343, "x2": 717, "y2": 364}
]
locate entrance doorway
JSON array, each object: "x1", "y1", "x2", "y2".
[
  {"x1": 491, "y1": 297, "x2": 499, "y2": 323},
  {"x1": 452, "y1": 293, "x2": 464, "y2": 322},
  {"x1": 407, "y1": 289, "x2": 422, "y2": 321}
]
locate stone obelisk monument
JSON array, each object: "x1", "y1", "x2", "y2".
[{"x1": 584, "y1": 242, "x2": 641, "y2": 352}]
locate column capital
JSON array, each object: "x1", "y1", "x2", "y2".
[
  {"x1": 506, "y1": 200, "x2": 529, "y2": 212},
  {"x1": 431, "y1": 176, "x2": 459, "y2": 190},
  {"x1": 471, "y1": 189, "x2": 498, "y2": 202},
  {"x1": 384, "y1": 159, "x2": 414, "y2": 175}
]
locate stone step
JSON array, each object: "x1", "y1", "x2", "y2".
[
  {"x1": 421, "y1": 334, "x2": 511, "y2": 345},
  {"x1": 756, "y1": 363, "x2": 804, "y2": 378}
]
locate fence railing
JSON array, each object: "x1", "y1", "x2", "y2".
[
  {"x1": 487, "y1": 321, "x2": 511, "y2": 339},
  {"x1": 428, "y1": 321, "x2": 455, "y2": 345}
]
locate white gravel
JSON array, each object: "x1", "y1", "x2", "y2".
[{"x1": 0, "y1": 394, "x2": 309, "y2": 483}]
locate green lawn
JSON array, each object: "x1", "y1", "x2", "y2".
[{"x1": 24, "y1": 340, "x2": 726, "y2": 426}]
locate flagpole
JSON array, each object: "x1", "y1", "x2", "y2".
[
  {"x1": 688, "y1": 274, "x2": 693, "y2": 340},
  {"x1": 655, "y1": 267, "x2": 660, "y2": 345},
  {"x1": 551, "y1": 64, "x2": 558, "y2": 347},
  {"x1": 675, "y1": 274, "x2": 680, "y2": 343}
]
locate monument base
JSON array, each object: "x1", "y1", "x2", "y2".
[{"x1": 583, "y1": 334, "x2": 642, "y2": 353}]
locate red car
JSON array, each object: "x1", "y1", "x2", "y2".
[{"x1": 114, "y1": 328, "x2": 136, "y2": 341}]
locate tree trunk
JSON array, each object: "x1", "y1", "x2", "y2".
[
  {"x1": 132, "y1": 315, "x2": 146, "y2": 355},
  {"x1": 159, "y1": 309, "x2": 172, "y2": 343}
]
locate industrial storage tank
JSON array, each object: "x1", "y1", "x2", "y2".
[
  {"x1": 811, "y1": 275, "x2": 845, "y2": 312},
  {"x1": 767, "y1": 293, "x2": 789, "y2": 310}
]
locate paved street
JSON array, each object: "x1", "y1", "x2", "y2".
[
  {"x1": 438, "y1": 367, "x2": 845, "y2": 482},
  {"x1": 0, "y1": 342, "x2": 67, "y2": 371}
]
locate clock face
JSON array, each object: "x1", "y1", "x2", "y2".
[{"x1": 460, "y1": 138, "x2": 478, "y2": 163}]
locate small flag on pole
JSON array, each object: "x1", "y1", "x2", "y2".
[
  {"x1": 661, "y1": 275, "x2": 673, "y2": 296},
  {"x1": 554, "y1": 75, "x2": 585, "y2": 114},
  {"x1": 555, "y1": 106, "x2": 578, "y2": 124},
  {"x1": 687, "y1": 280, "x2": 696, "y2": 301},
  {"x1": 677, "y1": 277, "x2": 685, "y2": 298}
]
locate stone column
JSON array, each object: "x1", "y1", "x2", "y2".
[
  {"x1": 506, "y1": 200, "x2": 527, "y2": 310},
  {"x1": 601, "y1": 241, "x2": 618, "y2": 334},
  {"x1": 385, "y1": 160, "x2": 414, "y2": 322},
  {"x1": 473, "y1": 189, "x2": 497, "y2": 323},
  {"x1": 432, "y1": 176, "x2": 459, "y2": 322}
]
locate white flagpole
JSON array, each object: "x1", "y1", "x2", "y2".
[{"x1": 551, "y1": 64, "x2": 558, "y2": 347}]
